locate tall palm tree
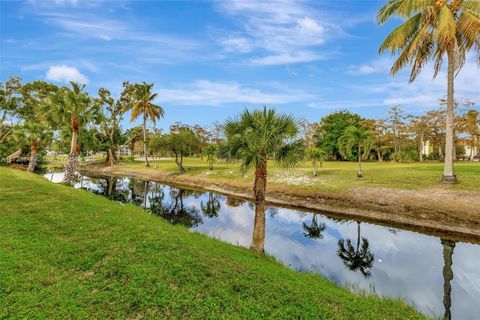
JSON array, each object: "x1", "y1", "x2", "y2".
[
  {"x1": 14, "y1": 121, "x2": 52, "y2": 172},
  {"x1": 337, "y1": 221, "x2": 375, "y2": 278},
  {"x1": 303, "y1": 213, "x2": 326, "y2": 239},
  {"x1": 221, "y1": 107, "x2": 304, "y2": 253},
  {"x1": 441, "y1": 238, "x2": 456, "y2": 320},
  {"x1": 339, "y1": 126, "x2": 374, "y2": 178},
  {"x1": 377, "y1": 0, "x2": 480, "y2": 183},
  {"x1": 123, "y1": 82, "x2": 164, "y2": 167},
  {"x1": 49, "y1": 82, "x2": 95, "y2": 184}
]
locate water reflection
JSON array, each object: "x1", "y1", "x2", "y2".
[
  {"x1": 442, "y1": 239, "x2": 455, "y2": 320},
  {"x1": 303, "y1": 213, "x2": 326, "y2": 239},
  {"x1": 43, "y1": 171, "x2": 480, "y2": 319},
  {"x1": 337, "y1": 221, "x2": 375, "y2": 278}
]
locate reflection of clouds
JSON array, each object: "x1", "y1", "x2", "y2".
[{"x1": 44, "y1": 171, "x2": 480, "y2": 319}]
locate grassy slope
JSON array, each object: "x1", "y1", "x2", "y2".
[
  {"x1": 0, "y1": 168, "x2": 425, "y2": 320},
  {"x1": 118, "y1": 158, "x2": 480, "y2": 192}
]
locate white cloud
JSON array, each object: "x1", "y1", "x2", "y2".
[
  {"x1": 46, "y1": 65, "x2": 89, "y2": 84},
  {"x1": 251, "y1": 51, "x2": 325, "y2": 66},
  {"x1": 156, "y1": 80, "x2": 313, "y2": 106},
  {"x1": 216, "y1": 0, "x2": 340, "y2": 65},
  {"x1": 347, "y1": 58, "x2": 391, "y2": 75}
]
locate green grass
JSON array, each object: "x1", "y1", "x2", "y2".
[
  {"x1": 118, "y1": 157, "x2": 480, "y2": 192},
  {"x1": 0, "y1": 167, "x2": 426, "y2": 319}
]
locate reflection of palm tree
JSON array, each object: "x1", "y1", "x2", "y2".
[
  {"x1": 303, "y1": 213, "x2": 326, "y2": 239},
  {"x1": 441, "y1": 238, "x2": 455, "y2": 320},
  {"x1": 200, "y1": 193, "x2": 221, "y2": 218},
  {"x1": 337, "y1": 221, "x2": 374, "y2": 278},
  {"x1": 250, "y1": 198, "x2": 266, "y2": 253}
]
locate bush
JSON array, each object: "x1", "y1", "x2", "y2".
[{"x1": 392, "y1": 150, "x2": 419, "y2": 162}]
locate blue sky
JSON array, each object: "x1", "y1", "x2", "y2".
[{"x1": 1, "y1": 0, "x2": 479, "y2": 131}]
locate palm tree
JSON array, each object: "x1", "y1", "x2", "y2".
[
  {"x1": 200, "y1": 193, "x2": 221, "y2": 217},
  {"x1": 123, "y1": 82, "x2": 164, "y2": 167},
  {"x1": 303, "y1": 213, "x2": 326, "y2": 239},
  {"x1": 338, "y1": 126, "x2": 374, "y2": 178},
  {"x1": 337, "y1": 221, "x2": 375, "y2": 278},
  {"x1": 377, "y1": 0, "x2": 480, "y2": 183},
  {"x1": 49, "y1": 82, "x2": 95, "y2": 184},
  {"x1": 203, "y1": 143, "x2": 218, "y2": 170},
  {"x1": 441, "y1": 238, "x2": 456, "y2": 320},
  {"x1": 221, "y1": 107, "x2": 304, "y2": 253},
  {"x1": 15, "y1": 121, "x2": 52, "y2": 172},
  {"x1": 306, "y1": 147, "x2": 326, "y2": 176}
]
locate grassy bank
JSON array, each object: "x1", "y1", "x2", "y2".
[
  {"x1": 118, "y1": 157, "x2": 480, "y2": 192},
  {"x1": 0, "y1": 167, "x2": 425, "y2": 319}
]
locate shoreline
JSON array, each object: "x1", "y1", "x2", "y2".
[{"x1": 80, "y1": 163, "x2": 480, "y2": 244}]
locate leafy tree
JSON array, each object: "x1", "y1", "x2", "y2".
[
  {"x1": 386, "y1": 106, "x2": 407, "y2": 159},
  {"x1": 377, "y1": 0, "x2": 480, "y2": 183},
  {"x1": 19, "y1": 81, "x2": 58, "y2": 171},
  {"x1": 150, "y1": 128, "x2": 200, "y2": 173},
  {"x1": 125, "y1": 126, "x2": 144, "y2": 155},
  {"x1": 316, "y1": 110, "x2": 362, "y2": 159},
  {"x1": 122, "y1": 82, "x2": 164, "y2": 167},
  {"x1": 48, "y1": 82, "x2": 97, "y2": 184},
  {"x1": 409, "y1": 115, "x2": 431, "y2": 162},
  {"x1": 338, "y1": 125, "x2": 374, "y2": 178},
  {"x1": 0, "y1": 76, "x2": 22, "y2": 144},
  {"x1": 220, "y1": 108, "x2": 303, "y2": 253},
  {"x1": 97, "y1": 88, "x2": 126, "y2": 166},
  {"x1": 458, "y1": 109, "x2": 479, "y2": 159},
  {"x1": 337, "y1": 221, "x2": 374, "y2": 278},
  {"x1": 203, "y1": 143, "x2": 218, "y2": 170}
]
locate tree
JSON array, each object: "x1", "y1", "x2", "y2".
[
  {"x1": 316, "y1": 110, "x2": 362, "y2": 160},
  {"x1": 458, "y1": 109, "x2": 479, "y2": 159},
  {"x1": 203, "y1": 143, "x2": 218, "y2": 170},
  {"x1": 409, "y1": 115, "x2": 431, "y2": 162},
  {"x1": 125, "y1": 126, "x2": 144, "y2": 155},
  {"x1": 338, "y1": 125, "x2": 374, "y2": 178},
  {"x1": 150, "y1": 128, "x2": 200, "y2": 173},
  {"x1": 337, "y1": 221, "x2": 374, "y2": 278},
  {"x1": 377, "y1": 0, "x2": 480, "y2": 183},
  {"x1": 0, "y1": 76, "x2": 22, "y2": 144},
  {"x1": 48, "y1": 82, "x2": 96, "y2": 184},
  {"x1": 97, "y1": 88, "x2": 126, "y2": 166},
  {"x1": 20, "y1": 81, "x2": 58, "y2": 172},
  {"x1": 306, "y1": 147, "x2": 325, "y2": 176},
  {"x1": 302, "y1": 213, "x2": 326, "y2": 239},
  {"x1": 122, "y1": 82, "x2": 164, "y2": 167},
  {"x1": 221, "y1": 108, "x2": 304, "y2": 253},
  {"x1": 386, "y1": 106, "x2": 407, "y2": 159}
]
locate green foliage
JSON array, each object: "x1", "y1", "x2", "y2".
[
  {"x1": 122, "y1": 82, "x2": 164, "y2": 125},
  {"x1": 316, "y1": 110, "x2": 362, "y2": 160},
  {"x1": 203, "y1": 143, "x2": 218, "y2": 170},
  {"x1": 338, "y1": 126, "x2": 374, "y2": 160},
  {"x1": 221, "y1": 107, "x2": 304, "y2": 173}
]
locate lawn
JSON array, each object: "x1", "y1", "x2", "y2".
[
  {"x1": 117, "y1": 157, "x2": 480, "y2": 192},
  {"x1": 0, "y1": 167, "x2": 425, "y2": 319}
]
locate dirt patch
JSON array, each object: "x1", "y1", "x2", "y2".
[{"x1": 80, "y1": 163, "x2": 480, "y2": 244}]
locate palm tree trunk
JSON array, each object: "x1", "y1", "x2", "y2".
[
  {"x1": 441, "y1": 239, "x2": 455, "y2": 320},
  {"x1": 63, "y1": 117, "x2": 80, "y2": 184},
  {"x1": 143, "y1": 115, "x2": 149, "y2": 167},
  {"x1": 442, "y1": 49, "x2": 457, "y2": 183},
  {"x1": 251, "y1": 157, "x2": 267, "y2": 253},
  {"x1": 356, "y1": 221, "x2": 361, "y2": 253},
  {"x1": 312, "y1": 159, "x2": 317, "y2": 176},
  {"x1": 27, "y1": 140, "x2": 39, "y2": 172}
]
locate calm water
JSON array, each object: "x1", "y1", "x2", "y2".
[{"x1": 44, "y1": 171, "x2": 480, "y2": 320}]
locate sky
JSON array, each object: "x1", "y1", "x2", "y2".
[{"x1": 1, "y1": 0, "x2": 479, "y2": 131}]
